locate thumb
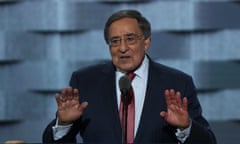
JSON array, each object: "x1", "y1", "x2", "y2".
[
  {"x1": 79, "y1": 101, "x2": 88, "y2": 111},
  {"x1": 160, "y1": 111, "x2": 168, "y2": 119}
]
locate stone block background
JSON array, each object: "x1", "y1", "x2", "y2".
[{"x1": 1, "y1": 0, "x2": 240, "y2": 143}]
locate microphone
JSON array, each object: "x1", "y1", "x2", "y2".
[
  {"x1": 119, "y1": 75, "x2": 131, "y2": 144},
  {"x1": 119, "y1": 75, "x2": 131, "y2": 99}
]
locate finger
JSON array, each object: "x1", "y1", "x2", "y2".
[
  {"x1": 175, "y1": 91, "x2": 182, "y2": 107},
  {"x1": 164, "y1": 89, "x2": 171, "y2": 106},
  {"x1": 169, "y1": 89, "x2": 177, "y2": 105},
  {"x1": 182, "y1": 97, "x2": 188, "y2": 111},
  {"x1": 169, "y1": 89, "x2": 175, "y2": 95},
  {"x1": 67, "y1": 87, "x2": 73, "y2": 100},
  {"x1": 61, "y1": 88, "x2": 67, "y2": 101},
  {"x1": 160, "y1": 111, "x2": 168, "y2": 119},
  {"x1": 55, "y1": 93, "x2": 61, "y2": 106},
  {"x1": 73, "y1": 88, "x2": 79, "y2": 100},
  {"x1": 78, "y1": 101, "x2": 88, "y2": 112}
]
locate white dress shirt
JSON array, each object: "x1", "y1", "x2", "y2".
[{"x1": 116, "y1": 55, "x2": 149, "y2": 137}]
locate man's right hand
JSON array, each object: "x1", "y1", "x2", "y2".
[{"x1": 55, "y1": 87, "x2": 88, "y2": 125}]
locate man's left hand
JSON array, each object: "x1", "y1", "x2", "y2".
[{"x1": 160, "y1": 89, "x2": 190, "y2": 129}]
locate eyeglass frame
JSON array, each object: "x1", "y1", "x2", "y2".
[{"x1": 107, "y1": 33, "x2": 144, "y2": 47}]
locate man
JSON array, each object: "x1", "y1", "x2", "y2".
[{"x1": 42, "y1": 10, "x2": 216, "y2": 144}]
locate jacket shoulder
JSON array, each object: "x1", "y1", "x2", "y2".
[
  {"x1": 73, "y1": 60, "x2": 113, "y2": 76},
  {"x1": 151, "y1": 61, "x2": 191, "y2": 79}
]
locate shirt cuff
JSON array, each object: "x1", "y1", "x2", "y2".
[
  {"x1": 175, "y1": 120, "x2": 192, "y2": 144},
  {"x1": 52, "y1": 118, "x2": 72, "y2": 140}
]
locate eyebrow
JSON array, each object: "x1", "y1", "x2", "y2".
[
  {"x1": 110, "y1": 36, "x2": 121, "y2": 39},
  {"x1": 125, "y1": 33, "x2": 136, "y2": 37},
  {"x1": 110, "y1": 33, "x2": 137, "y2": 39}
]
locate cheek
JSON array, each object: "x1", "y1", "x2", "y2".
[
  {"x1": 133, "y1": 49, "x2": 146, "y2": 63},
  {"x1": 109, "y1": 48, "x2": 116, "y2": 56},
  {"x1": 133, "y1": 47, "x2": 146, "y2": 58}
]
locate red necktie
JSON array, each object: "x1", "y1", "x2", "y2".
[{"x1": 119, "y1": 72, "x2": 135, "y2": 144}]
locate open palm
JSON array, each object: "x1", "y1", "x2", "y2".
[
  {"x1": 160, "y1": 89, "x2": 190, "y2": 129},
  {"x1": 55, "y1": 87, "x2": 88, "y2": 125}
]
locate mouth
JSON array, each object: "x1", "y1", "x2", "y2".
[{"x1": 119, "y1": 55, "x2": 131, "y2": 59}]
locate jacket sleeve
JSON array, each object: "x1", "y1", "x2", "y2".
[
  {"x1": 42, "y1": 72, "x2": 81, "y2": 143},
  {"x1": 183, "y1": 76, "x2": 217, "y2": 144},
  {"x1": 42, "y1": 118, "x2": 81, "y2": 143}
]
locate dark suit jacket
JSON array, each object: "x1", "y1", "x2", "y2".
[{"x1": 42, "y1": 59, "x2": 216, "y2": 144}]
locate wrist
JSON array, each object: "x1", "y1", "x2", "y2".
[
  {"x1": 57, "y1": 117, "x2": 73, "y2": 126},
  {"x1": 179, "y1": 119, "x2": 191, "y2": 130},
  {"x1": 58, "y1": 120, "x2": 73, "y2": 125}
]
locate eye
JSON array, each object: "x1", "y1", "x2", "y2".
[
  {"x1": 126, "y1": 36, "x2": 135, "y2": 42},
  {"x1": 109, "y1": 38, "x2": 121, "y2": 46},
  {"x1": 111, "y1": 39, "x2": 120, "y2": 43},
  {"x1": 111, "y1": 39, "x2": 120, "y2": 44}
]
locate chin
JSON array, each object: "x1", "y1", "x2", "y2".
[
  {"x1": 121, "y1": 67, "x2": 135, "y2": 72},
  {"x1": 116, "y1": 62, "x2": 135, "y2": 72}
]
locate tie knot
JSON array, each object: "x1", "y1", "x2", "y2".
[{"x1": 127, "y1": 72, "x2": 135, "y2": 81}]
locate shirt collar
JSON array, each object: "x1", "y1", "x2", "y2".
[{"x1": 134, "y1": 55, "x2": 149, "y2": 79}]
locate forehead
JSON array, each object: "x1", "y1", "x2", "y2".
[{"x1": 108, "y1": 18, "x2": 141, "y2": 37}]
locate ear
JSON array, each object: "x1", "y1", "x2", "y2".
[{"x1": 144, "y1": 37, "x2": 151, "y2": 51}]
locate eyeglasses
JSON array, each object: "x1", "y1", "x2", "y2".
[{"x1": 108, "y1": 34, "x2": 143, "y2": 47}]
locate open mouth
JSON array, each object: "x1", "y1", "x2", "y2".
[{"x1": 120, "y1": 56, "x2": 131, "y2": 59}]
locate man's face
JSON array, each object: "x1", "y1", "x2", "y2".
[{"x1": 108, "y1": 18, "x2": 150, "y2": 72}]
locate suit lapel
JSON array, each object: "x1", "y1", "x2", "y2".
[
  {"x1": 101, "y1": 62, "x2": 122, "y2": 141},
  {"x1": 134, "y1": 61, "x2": 167, "y2": 142}
]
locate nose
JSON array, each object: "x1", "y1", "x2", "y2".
[{"x1": 119, "y1": 39, "x2": 128, "y2": 53}]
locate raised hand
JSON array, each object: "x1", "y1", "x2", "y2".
[
  {"x1": 55, "y1": 87, "x2": 88, "y2": 125},
  {"x1": 160, "y1": 89, "x2": 190, "y2": 129}
]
